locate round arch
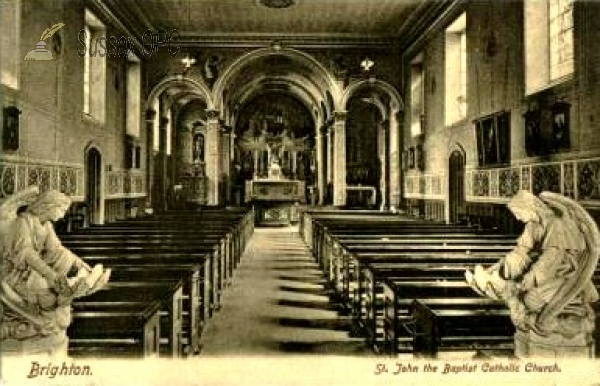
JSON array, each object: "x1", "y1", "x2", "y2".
[
  {"x1": 145, "y1": 75, "x2": 214, "y2": 111},
  {"x1": 83, "y1": 142, "x2": 104, "y2": 225},
  {"x1": 213, "y1": 47, "x2": 341, "y2": 115},
  {"x1": 341, "y1": 79, "x2": 404, "y2": 113}
]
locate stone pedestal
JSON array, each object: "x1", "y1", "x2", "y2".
[
  {"x1": 514, "y1": 329, "x2": 595, "y2": 358},
  {"x1": 1, "y1": 331, "x2": 68, "y2": 357}
]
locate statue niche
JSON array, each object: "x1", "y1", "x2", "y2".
[
  {"x1": 466, "y1": 190, "x2": 599, "y2": 358},
  {"x1": 0, "y1": 187, "x2": 110, "y2": 356},
  {"x1": 192, "y1": 132, "x2": 205, "y2": 163}
]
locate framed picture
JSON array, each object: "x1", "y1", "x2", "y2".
[
  {"x1": 3, "y1": 106, "x2": 20, "y2": 151},
  {"x1": 474, "y1": 110, "x2": 511, "y2": 167},
  {"x1": 551, "y1": 101, "x2": 570, "y2": 151},
  {"x1": 524, "y1": 109, "x2": 542, "y2": 156},
  {"x1": 415, "y1": 144, "x2": 424, "y2": 170}
]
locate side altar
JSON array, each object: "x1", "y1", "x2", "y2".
[{"x1": 245, "y1": 161, "x2": 305, "y2": 226}]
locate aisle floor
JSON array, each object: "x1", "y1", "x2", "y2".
[{"x1": 199, "y1": 226, "x2": 371, "y2": 356}]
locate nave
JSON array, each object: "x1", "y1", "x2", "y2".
[{"x1": 200, "y1": 227, "x2": 370, "y2": 356}]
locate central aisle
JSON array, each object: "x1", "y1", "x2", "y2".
[{"x1": 200, "y1": 226, "x2": 370, "y2": 356}]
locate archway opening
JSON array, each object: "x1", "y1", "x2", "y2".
[
  {"x1": 346, "y1": 94, "x2": 384, "y2": 209},
  {"x1": 233, "y1": 91, "x2": 316, "y2": 204}
]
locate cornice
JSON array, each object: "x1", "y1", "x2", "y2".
[
  {"x1": 399, "y1": 0, "x2": 467, "y2": 56},
  {"x1": 88, "y1": 0, "x2": 145, "y2": 53},
  {"x1": 174, "y1": 33, "x2": 396, "y2": 49}
]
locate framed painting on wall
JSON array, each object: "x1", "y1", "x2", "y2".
[
  {"x1": 551, "y1": 101, "x2": 570, "y2": 151},
  {"x1": 474, "y1": 110, "x2": 511, "y2": 167},
  {"x1": 2, "y1": 106, "x2": 20, "y2": 152},
  {"x1": 524, "y1": 109, "x2": 542, "y2": 156}
]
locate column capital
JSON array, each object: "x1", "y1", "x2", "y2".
[
  {"x1": 205, "y1": 109, "x2": 220, "y2": 121},
  {"x1": 159, "y1": 117, "x2": 169, "y2": 127},
  {"x1": 318, "y1": 125, "x2": 328, "y2": 136},
  {"x1": 333, "y1": 111, "x2": 348, "y2": 122},
  {"x1": 145, "y1": 109, "x2": 157, "y2": 121}
]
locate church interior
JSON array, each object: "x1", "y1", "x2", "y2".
[{"x1": 2, "y1": 0, "x2": 600, "y2": 367}]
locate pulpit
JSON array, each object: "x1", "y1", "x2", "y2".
[{"x1": 246, "y1": 160, "x2": 305, "y2": 226}]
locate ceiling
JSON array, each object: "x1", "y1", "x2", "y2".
[{"x1": 112, "y1": 0, "x2": 447, "y2": 48}]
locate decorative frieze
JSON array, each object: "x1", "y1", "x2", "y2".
[
  {"x1": 0, "y1": 157, "x2": 146, "y2": 201},
  {"x1": 105, "y1": 169, "x2": 147, "y2": 199},
  {"x1": 403, "y1": 172, "x2": 444, "y2": 200},
  {"x1": 0, "y1": 157, "x2": 83, "y2": 200},
  {"x1": 466, "y1": 157, "x2": 600, "y2": 205}
]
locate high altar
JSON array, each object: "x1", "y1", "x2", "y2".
[
  {"x1": 245, "y1": 159, "x2": 305, "y2": 226},
  {"x1": 235, "y1": 95, "x2": 316, "y2": 225}
]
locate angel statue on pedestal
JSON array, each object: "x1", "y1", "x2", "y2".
[
  {"x1": 0, "y1": 187, "x2": 110, "y2": 356},
  {"x1": 466, "y1": 190, "x2": 599, "y2": 358}
]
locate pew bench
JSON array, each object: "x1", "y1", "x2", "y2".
[
  {"x1": 108, "y1": 267, "x2": 201, "y2": 356},
  {"x1": 69, "y1": 300, "x2": 162, "y2": 358},
  {"x1": 74, "y1": 280, "x2": 184, "y2": 358},
  {"x1": 410, "y1": 298, "x2": 514, "y2": 358}
]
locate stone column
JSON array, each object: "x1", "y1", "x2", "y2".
[
  {"x1": 333, "y1": 111, "x2": 347, "y2": 207},
  {"x1": 388, "y1": 110, "x2": 401, "y2": 209},
  {"x1": 292, "y1": 151, "x2": 297, "y2": 178},
  {"x1": 316, "y1": 125, "x2": 326, "y2": 205},
  {"x1": 177, "y1": 125, "x2": 193, "y2": 180},
  {"x1": 158, "y1": 115, "x2": 169, "y2": 212},
  {"x1": 179, "y1": 125, "x2": 194, "y2": 165},
  {"x1": 205, "y1": 109, "x2": 221, "y2": 206},
  {"x1": 379, "y1": 121, "x2": 389, "y2": 210},
  {"x1": 327, "y1": 128, "x2": 334, "y2": 185},
  {"x1": 221, "y1": 125, "x2": 233, "y2": 205},
  {"x1": 145, "y1": 109, "x2": 156, "y2": 208},
  {"x1": 253, "y1": 149, "x2": 259, "y2": 178}
]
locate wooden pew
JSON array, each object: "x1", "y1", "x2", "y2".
[
  {"x1": 300, "y1": 210, "x2": 418, "y2": 246},
  {"x1": 326, "y1": 236, "x2": 515, "y2": 293},
  {"x1": 410, "y1": 297, "x2": 514, "y2": 358},
  {"x1": 362, "y1": 263, "x2": 479, "y2": 350},
  {"x1": 387, "y1": 276, "x2": 600, "y2": 357},
  {"x1": 71, "y1": 281, "x2": 183, "y2": 358},
  {"x1": 341, "y1": 247, "x2": 513, "y2": 314},
  {"x1": 64, "y1": 208, "x2": 254, "y2": 358},
  {"x1": 108, "y1": 267, "x2": 200, "y2": 356},
  {"x1": 81, "y1": 253, "x2": 211, "y2": 353},
  {"x1": 69, "y1": 299, "x2": 162, "y2": 358}
]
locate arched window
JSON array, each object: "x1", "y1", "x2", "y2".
[{"x1": 1, "y1": 0, "x2": 20, "y2": 89}]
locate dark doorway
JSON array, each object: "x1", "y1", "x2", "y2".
[
  {"x1": 86, "y1": 147, "x2": 102, "y2": 225},
  {"x1": 448, "y1": 150, "x2": 465, "y2": 223}
]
